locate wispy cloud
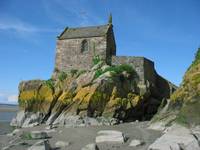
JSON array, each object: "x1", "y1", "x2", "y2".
[
  {"x1": 0, "y1": 20, "x2": 37, "y2": 33},
  {"x1": 0, "y1": 92, "x2": 18, "y2": 104},
  {"x1": 42, "y1": 0, "x2": 104, "y2": 27},
  {"x1": 0, "y1": 15, "x2": 61, "y2": 35}
]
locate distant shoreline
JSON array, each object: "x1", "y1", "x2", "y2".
[{"x1": 0, "y1": 104, "x2": 18, "y2": 112}]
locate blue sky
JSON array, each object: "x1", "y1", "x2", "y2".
[{"x1": 0, "y1": 0, "x2": 200, "y2": 104}]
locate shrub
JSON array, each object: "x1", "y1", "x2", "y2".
[
  {"x1": 94, "y1": 69, "x2": 104, "y2": 79},
  {"x1": 189, "y1": 48, "x2": 200, "y2": 69},
  {"x1": 92, "y1": 55, "x2": 101, "y2": 66},
  {"x1": 105, "y1": 64, "x2": 135, "y2": 74},
  {"x1": 94, "y1": 64, "x2": 135, "y2": 79},
  {"x1": 44, "y1": 79, "x2": 54, "y2": 90},
  {"x1": 58, "y1": 71, "x2": 67, "y2": 81},
  {"x1": 70, "y1": 69, "x2": 78, "y2": 77}
]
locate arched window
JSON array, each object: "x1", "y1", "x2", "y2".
[{"x1": 81, "y1": 40, "x2": 88, "y2": 53}]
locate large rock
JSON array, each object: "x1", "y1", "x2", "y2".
[
  {"x1": 52, "y1": 113, "x2": 118, "y2": 127},
  {"x1": 129, "y1": 139, "x2": 144, "y2": 147},
  {"x1": 191, "y1": 126, "x2": 200, "y2": 143},
  {"x1": 6, "y1": 129, "x2": 21, "y2": 137},
  {"x1": 10, "y1": 110, "x2": 26, "y2": 127},
  {"x1": 95, "y1": 130, "x2": 125, "y2": 144},
  {"x1": 148, "y1": 124, "x2": 200, "y2": 150},
  {"x1": 76, "y1": 71, "x2": 95, "y2": 90},
  {"x1": 55, "y1": 141, "x2": 70, "y2": 148},
  {"x1": 18, "y1": 80, "x2": 54, "y2": 114},
  {"x1": 22, "y1": 112, "x2": 43, "y2": 128},
  {"x1": 14, "y1": 61, "x2": 176, "y2": 127},
  {"x1": 10, "y1": 111, "x2": 43, "y2": 128}
]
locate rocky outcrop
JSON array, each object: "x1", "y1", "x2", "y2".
[
  {"x1": 148, "y1": 124, "x2": 200, "y2": 150},
  {"x1": 10, "y1": 110, "x2": 43, "y2": 128},
  {"x1": 12, "y1": 61, "x2": 176, "y2": 127},
  {"x1": 95, "y1": 130, "x2": 126, "y2": 144},
  {"x1": 129, "y1": 139, "x2": 144, "y2": 147},
  {"x1": 150, "y1": 48, "x2": 200, "y2": 129}
]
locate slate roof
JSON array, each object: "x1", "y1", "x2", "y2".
[{"x1": 58, "y1": 24, "x2": 111, "y2": 40}]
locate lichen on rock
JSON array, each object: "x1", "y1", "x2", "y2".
[
  {"x1": 13, "y1": 61, "x2": 176, "y2": 127},
  {"x1": 151, "y1": 48, "x2": 200, "y2": 128}
]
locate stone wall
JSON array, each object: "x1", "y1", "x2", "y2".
[
  {"x1": 55, "y1": 36, "x2": 108, "y2": 72},
  {"x1": 111, "y1": 56, "x2": 156, "y2": 84}
]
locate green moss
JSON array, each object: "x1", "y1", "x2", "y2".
[
  {"x1": 21, "y1": 132, "x2": 32, "y2": 140},
  {"x1": 176, "y1": 100, "x2": 200, "y2": 126},
  {"x1": 58, "y1": 71, "x2": 67, "y2": 81}
]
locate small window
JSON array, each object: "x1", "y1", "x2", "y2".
[{"x1": 81, "y1": 40, "x2": 88, "y2": 53}]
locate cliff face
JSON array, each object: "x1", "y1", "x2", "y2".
[
  {"x1": 11, "y1": 61, "x2": 176, "y2": 127},
  {"x1": 171, "y1": 49, "x2": 200, "y2": 125},
  {"x1": 152, "y1": 48, "x2": 200, "y2": 127}
]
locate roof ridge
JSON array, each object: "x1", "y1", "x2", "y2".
[{"x1": 66, "y1": 24, "x2": 110, "y2": 30}]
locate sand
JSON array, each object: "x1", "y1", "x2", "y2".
[{"x1": 0, "y1": 121, "x2": 162, "y2": 150}]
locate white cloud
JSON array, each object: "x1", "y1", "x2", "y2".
[
  {"x1": 0, "y1": 19, "x2": 38, "y2": 33},
  {"x1": 0, "y1": 92, "x2": 18, "y2": 104},
  {"x1": 0, "y1": 15, "x2": 61, "y2": 35},
  {"x1": 7, "y1": 95, "x2": 18, "y2": 103}
]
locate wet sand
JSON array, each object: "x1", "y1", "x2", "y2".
[
  {"x1": 0, "y1": 121, "x2": 162, "y2": 150},
  {"x1": 0, "y1": 104, "x2": 18, "y2": 135}
]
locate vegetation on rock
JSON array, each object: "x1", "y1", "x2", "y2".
[
  {"x1": 70, "y1": 69, "x2": 78, "y2": 77},
  {"x1": 58, "y1": 71, "x2": 68, "y2": 81},
  {"x1": 94, "y1": 64, "x2": 136, "y2": 79},
  {"x1": 153, "y1": 48, "x2": 200, "y2": 126},
  {"x1": 44, "y1": 79, "x2": 54, "y2": 90},
  {"x1": 16, "y1": 62, "x2": 175, "y2": 127},
  {"x1": 92, "y1": 55, "x2": 101, "y2": 66}
]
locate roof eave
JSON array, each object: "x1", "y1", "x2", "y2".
[{"x1": 57, "y1": 27, "x2": 68, "y2": 39}]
